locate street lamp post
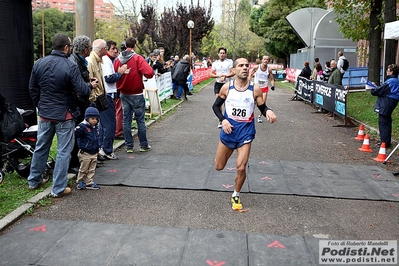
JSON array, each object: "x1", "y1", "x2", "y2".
[
  {"x1": 41, "y1": 0, "x2": 45, "y2": 57},
  {"x1": 187, "y1": 20, "x2": 194, "y2": 70}
]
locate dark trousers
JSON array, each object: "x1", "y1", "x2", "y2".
[
  {"x1": 378, "y1": 113, "x2": 392, "y2": 147},
  {"x1": 177, "y1": 81, "x2": 189, "y2": 99},
  {"x1": 99, "y1": 96, "x2": 116, "y2": 155},
  {"x1": 70, "y1": 98, "x2": 89, "y2": 169},
  {"x1": 69, "y1": 138, "x2": 80, "y2": 168},
  {"x1": 69, "y1": 113, "x2": 84, "y2": 169}
]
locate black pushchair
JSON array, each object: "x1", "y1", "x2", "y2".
[{"x1": 0, "y1": 94, "x2": 54, "y2": 183}]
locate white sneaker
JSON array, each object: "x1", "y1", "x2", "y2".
[
  {"x1": 257, "y1": 117, "x2": 263, "y2": 123},
  {"x1": 218, "y1": 121, "x2": 222, "y2": 128},
  {"x1": 105, "y1": 153, "x2": 118, "y2": 160},
  {"x1": 99, "y1": 148, "x2": 106, "y2": 156}
]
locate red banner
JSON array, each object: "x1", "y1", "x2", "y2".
[
  {"x1": 193, "y1": 67, "x2": 211, "y2": 85},
  {"x1": 285, "y1": 68, "x2": 298, "y2": 82}
]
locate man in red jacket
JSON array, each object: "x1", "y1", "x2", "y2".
[{"x1": 114, "y1": 37, "x2": 154, "y2": 153}]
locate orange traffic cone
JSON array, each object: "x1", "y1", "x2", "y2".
[
  {"x1": 373, "y1": 142, "x2": 389, "y2": 162},
  {"x1": 354, "y1": 125, "x2": 365, "y2": 140},
  {"x1": 358, "y1": 134, "x2": 373, "y2": 152}
]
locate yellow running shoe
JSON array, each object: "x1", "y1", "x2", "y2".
[{"x1": 231, "y1": 196, "x2": 243, "y2": 210}]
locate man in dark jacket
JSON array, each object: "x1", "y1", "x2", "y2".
[
  {"x1": 172, "y1": 54, "x2": 191, "y2": 99},
  {"x1": 69, "y1": 35, "x2": 91, "y2": 84},
  {"x1": 28, "y1": 33, "x2": 97, "y2": 198},
  {"x1": 68, "y1": 35, "x2": 99, "y2": 172}
]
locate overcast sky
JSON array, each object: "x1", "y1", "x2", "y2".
[{"x1": 108, "y1": 0, "x2": 222, "y2": 22}]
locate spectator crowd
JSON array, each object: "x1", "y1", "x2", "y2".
[{"x1": 26, "y1": 33, "x2": 214, "y2": 197}]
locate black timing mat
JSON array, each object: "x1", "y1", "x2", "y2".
[
  {"x1": 94, "y1": 153, "x2": 399, "y2": 202},
  {"x1": 0, "y1": 217, "x2": 323, "y2": 265}
]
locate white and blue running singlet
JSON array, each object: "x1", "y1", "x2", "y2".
[{"x1": 220, "y1": 81, "x2": 256, "y2": 147}]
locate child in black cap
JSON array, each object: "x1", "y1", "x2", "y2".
[{"x1": 75, "y1": 105, "x2": 101, "y2": 190}]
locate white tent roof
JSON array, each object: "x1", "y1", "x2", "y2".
[
  {"x1": 384, "y1": 21, "x2": 399, "y2": 39},
  {"x1": 286, "y1": 8, "x2": 328, "y2": 47}
]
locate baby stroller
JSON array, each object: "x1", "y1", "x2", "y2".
[{"x1": 0, "y1": 95, "x2": 54, "y2": 183}]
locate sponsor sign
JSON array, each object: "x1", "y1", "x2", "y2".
[
  {"x1": 296, "y1": 77, "x2": 347, "y2": 117},
  {"x1": 319, "y1": 240, "x2": 397, "y2": 264}
]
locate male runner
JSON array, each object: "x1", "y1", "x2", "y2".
[
  {"x1": 212, "y1": 58, "x2": 277, "y2": 211},
  {"x1": 210, "y1": 47, "x2": 234, "y2": 128},
  {"x1": 250, "y1": 55, "x2": 275, "y2": 123}
]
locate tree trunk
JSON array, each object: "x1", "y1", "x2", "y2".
[
  {"x1": 368, "y1": 0, "x2": 382, "y2": 85},
  {"x1": 383, "y1": 0, "x2": 397, "y2": 80},
  {"x1": 284, "y1": 55, "x2": 289, "y2": 69}
]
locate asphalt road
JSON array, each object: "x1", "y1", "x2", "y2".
[{"x1": 25, "y1": 81, "x2": 399, "y2": 240}]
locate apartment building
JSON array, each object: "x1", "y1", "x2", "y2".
[{"x1": 31, "y1": 0, "x2": 114, "y2": 21}]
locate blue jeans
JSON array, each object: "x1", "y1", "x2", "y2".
[
  {"x1": 99, "y1": 95, "x2": 116, "y2": 154},
  {"x1": 172, "y1": 81, "x2": 183, "y2": 98},
  {"x1": 120, "y1": 93, "x2": 149, "y2": 149},
  {"x1": 176, "y1": 85, "x2": 183, "y2": 98},
  {"x1": 28, "y1": 119, "x2": 75, "y2": 196}
]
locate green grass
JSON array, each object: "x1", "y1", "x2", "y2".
[
  {"x1": 346, "y1": 91, "x2": 378, "y2": 127},
  {"x1": 0, "y1": 137, "x2": 57, "y2": 219},
  {"x1": 0, "y1": 79, "x2": 215, "y2": 219},
  {"x1": 193, "y1": 78, "x2": 214, "y2": 91},
  {"x1": 275, "y1": 80, "x2": 295, "y2": 91},
  {"x1": 0, "y1": 172, "x2": 52, "y2": 218}
]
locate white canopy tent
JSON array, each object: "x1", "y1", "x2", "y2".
[{"x1": 383, "y1": 21, "x2": 399, "y2": 81}]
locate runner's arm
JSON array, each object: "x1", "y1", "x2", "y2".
[
  {"x1": 212, "y1": 96, "x2": 225, "y2": 121},
  {"x1": 250, "y1": 65, "x2": 258, "y2": 78},
  {"x1": 210, "y1": 68, "x2": 221, "y2": 79},
  {"x1": 268, "y1": 68, "x2": 275, "y2": 90},
  {"x1": 212, "y1": 83, "x2": 229, "y2": 121},
  {"x1": 226, "y1": 67, "x2": 235, "y2": 78}
]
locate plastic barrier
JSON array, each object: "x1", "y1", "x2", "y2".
[
  {"x1": 295, "y1": 77, "x2": 354, "y2": 126},
  {"x1": 192, "y1": 67, "x2": 211, "y2": 85}
]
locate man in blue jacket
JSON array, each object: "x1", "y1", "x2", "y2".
[{"x1": 28, "y1": 33, "x2": 98, "y2": 197}]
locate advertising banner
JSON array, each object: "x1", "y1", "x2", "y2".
[{"x1": 295, "y1": 77, "x2": 313, "y2": 102}]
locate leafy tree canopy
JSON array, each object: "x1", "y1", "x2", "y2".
[
  {"x1": 326, "y1": 0, "x2": 374, "y2": 42},
  {"x1": 32, "y1": 8, "x2": 74, "y2": 59},
  {"x1": 203, "y1": 0, "x2": 266, "y2": 62},
  {"x1": 327, "y1": 0, "x2": 397, "y2": 83},
  {"x1": 129, "y1": 0, "x2": 214, "y2": 59},
  {"x1": 249, "y1": 0, "x2": 326, "y2": 65},
  {"x1": 32, "y1": 1, "x2": 214, "y2": 60},
  {"x1": 95, "y1": 18, "x2": 131, "y2": 48}
]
